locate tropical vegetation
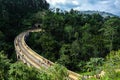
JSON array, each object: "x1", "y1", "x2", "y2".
[{"x1": 0, "y1": 0, "x2": 120, "y2": 80}]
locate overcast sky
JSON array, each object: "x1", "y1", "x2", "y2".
[{"x1": 46, "y1": 0, "x2": 120, "y2": 16}]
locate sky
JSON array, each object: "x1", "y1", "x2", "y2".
[{"x1": 46, "y1": 0, "x2": 120, "y2": 16}]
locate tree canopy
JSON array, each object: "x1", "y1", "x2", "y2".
[{"x1": 0, "y1": 0, "x2": 120, "y2": 79}]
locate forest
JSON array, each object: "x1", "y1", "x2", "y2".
[{"x1": 0, "y1": 0, "x2": 120, "y2": 80}]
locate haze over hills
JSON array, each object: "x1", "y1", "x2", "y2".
[
  {"x1": 54, "y1": 9, "x2": 118, "y2": 17},
  {"x1": 78, "y1": 10, "x2": 118, "y2": 17}
]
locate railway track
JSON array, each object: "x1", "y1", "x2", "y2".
[{"x1": 14, "y1": 29, "x2": 80, "y2": 80}]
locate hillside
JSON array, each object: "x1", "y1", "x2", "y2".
[{"x1": 0, "y1": 0, "x2": 120, "y2": 80}]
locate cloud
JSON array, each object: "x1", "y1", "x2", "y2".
[
  {"x1": 72, "y1": 0, "x2": 80, "y2": 5},
  {"x1": 46, "y1": 0, "x2": 120, "y2": 16},
  {"x1": 114, "y1": 0, "x2": 120, "y2": 9}
]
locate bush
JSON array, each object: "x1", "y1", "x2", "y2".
[{"x1": 85, "y1": 58, "x2": 104, "y2": 72}]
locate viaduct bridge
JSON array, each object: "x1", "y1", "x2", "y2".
[{"x1": 14, "y1": 29, "x2": 80, "y2": 80}]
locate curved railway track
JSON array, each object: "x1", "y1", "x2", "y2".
[{"x1": 14, "y1": 29, "x2": 80, "y2": 80}]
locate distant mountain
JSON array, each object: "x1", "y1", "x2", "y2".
[{"x1": 79, "y1": 11, "x2": 118, "y2": 17}]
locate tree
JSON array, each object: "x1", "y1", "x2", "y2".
[
  {"x1": 80, "y1": 23, "x2": 93, "y2": 60},
  {"x1": 102, "y1": 50, "x2": 120, "y2": 80},
  {"x1": 58, "y1": 53, "x2": 71, "y2": 67},
  {"x1": 47, "y1": 64, "x2": 69, "y2": 80},
  {"x1": 85, "y1": 58, "x2": 104, "y2": 71},
  {"x1": 99, "y1": 18, "x2": 118, "y2": 52},
  {"x1": 9, "y1": 61, "x2": 43, "y2": 80},
  {"x1": 0, "y1": 51, "x2": 11, "y2": 80},
  {"x1": 0, "y1": 31, "x2": 5, "y2": 51},
  {"x1": 36, "y1": 33, "x2": 59, "y2": 61},
  {"x1": 64, "y1": 25, "x2": 73, "y2": 42}
]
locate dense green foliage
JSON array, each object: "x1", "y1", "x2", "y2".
[
  {"x1": 102, "y1": 50, "x2": 120, "y2": 80},
  {"x1": 27, "y1": 10, "x2": 120, "y2": 73},
  {"x1": 85, "y1": 50, "x2": 120, "y2": 80},
  {"x1": 0, "y1": 0, "x2": 49, "y2": 60},
  {"x1": 0, "y1": 0, "x2": 69, "y2": 80},
  {"x1": 0, "y1": 51, "x2": 68, "y2": 80},
  {"x1": 0, "y1": 0, "x2": 120, "y2": 79}
]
